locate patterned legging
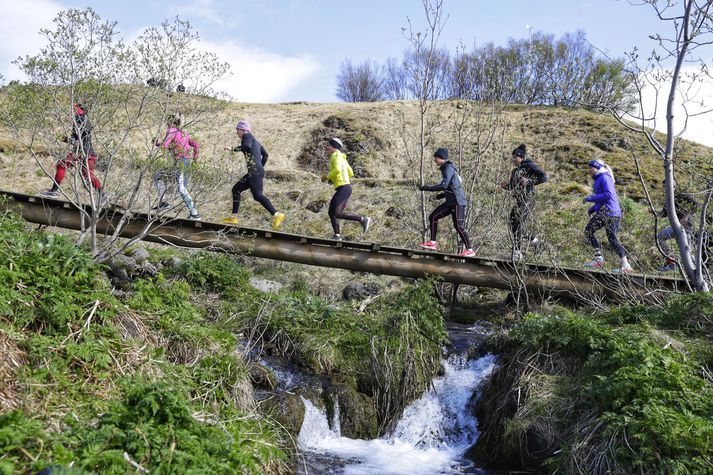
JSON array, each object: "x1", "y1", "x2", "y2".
[{"x1": 428, "y1": 202, "x2": 471, "y2": 249}]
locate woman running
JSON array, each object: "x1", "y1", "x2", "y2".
[
  {"x1": 582, "y1": 159, "x2": 632, "y2": 273},
  {"x1": 322, "y1": 138, "x2": 371, "y2": 240},
  {"x1": 222, "y1": 120, "x2": 285, "y2": 230},
  {"x1": 153, "y1": 113, "x2": 201, "y2": 220}
]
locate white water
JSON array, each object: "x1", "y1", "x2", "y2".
[{"x1": 297, "y1": 354, "x2": 497, "y2": 475}]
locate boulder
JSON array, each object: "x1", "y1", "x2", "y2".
[
  {"x1": 110, "y1": 254, "x2": 137, "y2": 280},
  {"x1": 325, "y1": 384, "x2": 378, "y2": 439},
  {"x1": 342, "y1": 282, "x2": 381, "y2": 300},
  {"x1": 129, "y1": 247, "x2": 150, "y2": 264},
  {"x1": 248, "y1": 363, "x2": 277, "y2": 390},
  {"x1": 306, "y1": 199, "x2": 326, "y2": 213},
  {"x1": 249, "y1": 278, "x2": 283, "y2": 294},
  {"x1": 259, "y1": 392, "x2": 306, "y2": 437},
  {"x1": 385, "y1": 206, "x2": 404, "y2": 219}
]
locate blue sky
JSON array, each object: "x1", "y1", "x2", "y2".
[{"x1": 1, "y1": 0, "x2": 712, "y2": 144}]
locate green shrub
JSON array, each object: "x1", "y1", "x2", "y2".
[{"x1": 177, "y1": 253, "x2": 250, "y2": 292}]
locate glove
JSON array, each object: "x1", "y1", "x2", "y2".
[
  {"x1": 582, "y1": 196, "x2": 590, "y2": 204},
  {"x1": 436, "y1": 193, "x2": 446, "y2": 199}
]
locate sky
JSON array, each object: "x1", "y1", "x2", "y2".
[{"x1": 1, "y1": 0, "x2": 712, "y2": 146}]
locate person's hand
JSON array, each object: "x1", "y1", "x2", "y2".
[
  {"x1": 582, "y1": 196, "x2": 589, "y2": 204},
  {"x1": 436, "y1": 192, "x2": 445, "y2": 199},
  {"x1": 588, "y1": 206, "x2": 595, "y2": 215}
]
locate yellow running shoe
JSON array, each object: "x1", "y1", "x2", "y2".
[
  {"x1": 272, "y1": 212, "x2": 285, "y2": 230},
  {"x1": 221, "y1": 216, "x2": 239, "y2": 225}
]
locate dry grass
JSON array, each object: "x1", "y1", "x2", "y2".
[{"x1": 0, "y1": 330, "x2": 27, "y2": 414}]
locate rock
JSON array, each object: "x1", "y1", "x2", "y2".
[
  {"x1": 249, "y1": 278, "x2": 283, "y2": 294},
  {"x1": 248, "y1": 363, "x2": 277, "y2": 390},
  {"x1": 325, "y1": 384, "x2": 378, "y2": 439},
  {"x1": 259, "y1": 392, "x2": 305, "y2": 437},
  {"x1": 110, "y1": 254, "x2": 137, "y2": 280},
  {"x1": 129, "y1": 247, "x2": 150, "y2": 264},
  {"x1": 385, "y1": 206, "x2": 404, "y2": 219},
  {"x1": 306, "y1": 199, "x2": 326, "y2": 213},
  {"x1": 342, "y1": 282, "x2": 381, "y2": 300},
  {"x1": 286, "y1": 190, "x2": 301, "y2": 202},
  {"x1": 162, "y1": 256, "x2": 182, "y2": 268},
  {"x1": 136, "y1": 262, "x2": 158, "y2": 278}
]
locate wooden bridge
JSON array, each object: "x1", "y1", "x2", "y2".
[{"x1": 0, "y1": 189, "x2": 684, "y2": 302}]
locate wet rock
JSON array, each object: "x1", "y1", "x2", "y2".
[
  {"x1": 325, "y1": 384, "x2": 378, "y2": 439},
  {"x1": 341, "y1": 282, "x2": 381, "y2": 300},
  {"x1": 385, "y1": 206, "x2": 404, "y2": 219},
  {"x1": 248, "y1": 363, "x2": 277, "y2": 390},
  {"x1": 259, "y1": 392, "x2": 306, "y2": 437},
  {"x1": 249, "y1": 278, "x2": 283, "y2": 294},
  {"x1": 129, "y1": 247, "x2": 150, "y2": 264},
  {"x1": 306, "y1": 199, "x2": 326, "y2": 213}
]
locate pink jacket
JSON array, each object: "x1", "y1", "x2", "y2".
[{"x1": 160, "y1": 127, "x2": 199, "y2": 160}]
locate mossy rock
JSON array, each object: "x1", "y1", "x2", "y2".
[
  {"x1": 258, "y1": 391, "x2": 305, "y2": 437},
  {"x1": 248, "y1": 362, "x2": 277, "y2": 390},
  {"x1": 324, "y1": 384, "x2": 378, "y2": 439}
]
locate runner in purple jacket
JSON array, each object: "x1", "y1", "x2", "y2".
[{"x1": 582, "y1": 159, "x2": 632, "y2": 273}]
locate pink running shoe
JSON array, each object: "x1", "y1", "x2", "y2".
[
  {"x1": 458, "y1": 249, "x2": 476, "y2": 257},
  {"x1": 584, "y1": 259, "x2": 605, "y2": 268},
  {"x1": 420, "y1": 240, "x2": 438, "y2": 250}
]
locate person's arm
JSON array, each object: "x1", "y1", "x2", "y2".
[
  {"x1": 421, "y1": 166, "x2": 454, "y2": 192},
  {"x1": 585, "y1": 175, "x2": 614, "y2": 204},
  {"x1": 526, "y1": 162, "x2": 548, "y2": 185},
  {"x1": 159, "y1": 129, "x2": 176, "y2": 149},
  {"x1": 260, "y1": 145, "x2": 268, "y2": 166},
  {"x1": 326, "y1": 153, "x2": 340, "y2": 183},
  {"x1": 188, "y1": 138, "x2": 200, "y2": 159}
]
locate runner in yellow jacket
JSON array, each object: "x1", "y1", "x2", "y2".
[{"x1": 321, "y1": 138, "x2": 371, "y2": 240}]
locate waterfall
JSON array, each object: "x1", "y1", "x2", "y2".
[{"x1": 297, "y1": 354, "x2": 497, "y2": 474}]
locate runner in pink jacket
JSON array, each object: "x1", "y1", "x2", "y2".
[{"x1": 153, "y1": 113, "x2": 201, "y2": 220}]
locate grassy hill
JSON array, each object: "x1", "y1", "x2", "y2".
[{"x1": 1, "y1": 98, "x2": 712, "y2": 271}]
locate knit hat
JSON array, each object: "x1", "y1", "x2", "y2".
[
  {"x1": 512, "y1": 144, "x2": 526, "y2": 158},
  {"x1": 328, "y1": 138, "x2": 343, "y2": 150},
  {"x1": 236, "y1": 120, "x2": 251, "y2": 132},
  {"x1": 434, "y1": 147, "x2": 449, "y2": 160},
  {"x1": 588, "y1": 159, "x2": 604, "y2": 169}
]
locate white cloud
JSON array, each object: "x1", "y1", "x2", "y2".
[
  {"x1": 0, "y1": 0, "x2": 63, "y2": 82},
  {"x1": 636, "y1": 67, "x2": 713, "y2": 147},
  {"x1": 200, "y1": 39, "x2": 320, "y2": 103},
  {"x1": 176, "y1": 0, "x2": 225, "y2": 28}
]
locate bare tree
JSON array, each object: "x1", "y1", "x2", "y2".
[
  {"x1": 336, "y1": 59, "x2": 384, "y2": 102},
  {"x1": 607, "y1": 0, "x2": 713, "y2": 291},
  {"x1": 2, "y1": 8, "x2": 230, "y2": 263},
  {"x1": 382, "y1": 56, "x2": 409, "y2": 100}
]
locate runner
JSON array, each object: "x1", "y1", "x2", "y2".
[
  {"x1": 322, "y1": 138, "x2": 371, "y2": 240},
  {"x1": 222, "y1": 120, "x2": 285, "y2": 230},
  {"x1": 500, "y1": 144, "x2": 547, "y2": 261},
  {"x1": 656, "y1": 190, "x2": 697, "y2": 271},
  {"x1": 40, "y1": 103, "x2": 105, "y2": 205},
  {"x1": 153, "y1": 113, "x2": 201, "y2": 220},
  {"x1": 582, "y1": 159, "x2": 632, "y2": 273},
  {"x1": 419, "y1": 148, "x2": 475, "y2": 257}
]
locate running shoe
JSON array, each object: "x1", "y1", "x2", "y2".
[
  {"x1": 458, "y1": 249, "x2": 476, "y2": 257},
  {"x1": 272, "y1": 212, "x2": 285, "y2": 230},
  {"x1": 584, "y1": 259, "x2": 605, "y2": 268},
  {"x1": 361, "y1": 216, "x2": 371, "y2": 234},
  {"x1": 613, "y1": 265, "x2": 633, "y2": 274},
  {"x1": 503, "y1": 250, "x2": 523, "y2": 262},
  {"x1": 188, "y1": 213, "x2": 202, "y2": 221},
  {"x1": 221, "y1": 216, "x2": 239, "y2": 225},
  {"x1": 332, "y1": 234, "x2": 343, "y2": 241},
  {"x1": 419, "y1": 240, "x2": 438, "y2": 250},
  {"x1": 657, "y1": 262, "x2": 676, "y2": 272},
  {"x1": 39, "y1": 189, "x2": 58, "y2": 197},
  {"x1": 152, "y1": 201, "x2": 171, "y2": 211}
]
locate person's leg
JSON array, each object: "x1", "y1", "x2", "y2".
[
  {"x1": 328, "y1": 187, "x2": 344, "y2": 234},
  {"x1": 509, "y1": 205, "x2": 523, "y2": 251},
  {"x1": 605, "y1": 216, "x2": 627, "y2": 258},
  {"x1": 231, "y1": 175, "x2": 250, "y2": 214},
  {"x1": 428, "y1": 202, "x2": 453, "y2": 242},
  {"x1": 248, "y1": 172, "x2": 277, "y2": 215},
  {"x1": 153, "y1": 169, "x2": 170, "y2": 205},
  {"x1": 176, "y1": 159, "x2": 197, "y2": 216},
  {"x1": 656, "y1": 226, "x2": 675, "y2": 257},
  {"x1": 81, "y1": 155, "x2": 102, "y2": 190},
  {"x1": 584, "y1": 213, "x2": 606, "y2": 265},
  {"x1": 451, "y1": 204, "x2": 472, "y2": 250},
  {"x1": 52, "y1": 153, "x2": 77, "y2": 189},
  {"x1": 332, "y1": 185, "x2": 362, "y2": 223}
]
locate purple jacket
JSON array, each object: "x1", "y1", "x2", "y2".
[{"x1": 585, "y1": 171, "x2": 621, "y2": 217}]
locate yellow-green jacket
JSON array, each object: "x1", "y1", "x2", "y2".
[{"x1": 326, "y1": 150, "x2": 353, "y2": 189}]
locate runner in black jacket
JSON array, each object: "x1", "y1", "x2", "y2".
[
  {"x1": 500, "y1": 144, "x2": 547, "y2": 261},
  {"x1": 222, "y1": 120, "x2": 285, "y2": 230},
  {"x1": 419, "y1": 148, "x2": 475, "y2": 257}
]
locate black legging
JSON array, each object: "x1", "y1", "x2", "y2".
[
  {"x1": 329, "y1": 184, "x2": 362, "y2": 234},
  {"x1": 429, "y1": 202, "x2": 472, "y2": 249},
  {"x1": 231, "y1": 171, "x2": 276, "y2": 215},
  {"x1": 509, "y1": 198, "x2": 533, "y2": 251},
  {"x1": 584, "y1": 211, "x2": 627, "y2": 258}
]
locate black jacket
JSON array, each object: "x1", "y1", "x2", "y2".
[
  {"x1": 70, "y1": 114, "x2": 95, "y2": 156},
  {"x1": 421, "y1": 160, "x2": 467, "y2": 206},
  {"x1": 233, "y1": 133, "x2": 269, "y2": 175},
  {"x1": 506, "y1": 158, "x2": 547, "y2": 203}
]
